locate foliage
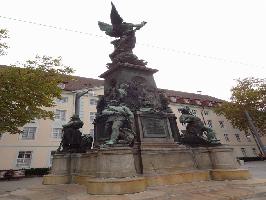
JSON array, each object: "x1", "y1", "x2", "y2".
[
  {"x1": 0, "y1": 55, "x2": 74, "y2": 134},
  {"x1": 0, "y1": 29, "x2": 9, "y2": 55},
  {"x1": 214, "y1": 77, "x2": 266, "y2": 134}
]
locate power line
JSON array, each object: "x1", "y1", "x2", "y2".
[
  {"x1": 0, "y1": 15, "x2": 108, "y2": 39},
  {"x1": 0, "y1": 15, "x2": 264, "y2": 70}
]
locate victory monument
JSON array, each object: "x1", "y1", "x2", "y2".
[{"x1": 43, "y1": 2, "x2": 250, "y2": 195}]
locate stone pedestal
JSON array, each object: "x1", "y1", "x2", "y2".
[
  {"x1": 43, "y1": 153, "x2": 71, "y2": 184},
  {"x1": 44, "y1": 144, "x2": 251, "y2": 193},
  {"x1": 191, "y1": 146, "x2": 239, "y2": 170},
  {"x1": 208, "y1": 146, "x2": 238, "y2": 169},
  {"x1": 79, "y1": 151, "x2": 97, "y2": 176},
  {"x1": 50, "y1": 153, "x2": 71, "y2": 175},
  {"x1": 140, "y1": 145, "x2": 196, "y2": 174},
  {"x1": 96, "y1": 147, "x2": 137, "y2": 178},
  {"x1": 191, "y1": 147, "x2": 212, "y2": 169}
]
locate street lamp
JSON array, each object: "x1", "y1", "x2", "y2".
[
  {"x1": 74, "y1": 89, "x2": 92, "y2": 116},
  {"x1": 244, "y1": 110, "x2": 266, "y2": 157}
]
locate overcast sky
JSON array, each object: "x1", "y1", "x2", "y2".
[{"x1": 1, "y1": 0, "x2": 265, "y2": 100}]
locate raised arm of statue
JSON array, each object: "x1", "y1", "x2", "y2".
[{"x1": 134, "y1": 21, "x2": 147, "y2": 30}]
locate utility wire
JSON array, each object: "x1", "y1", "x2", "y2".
[
  {"x1": 0, "y1": 15, "x2": 108, "y2": 39},
  {"x1": 0, "y1": 15, "x2": 264, "y2": 70}
]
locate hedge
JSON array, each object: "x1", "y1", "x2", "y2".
[{"x1": 24, "y1": 168, "x2": 50, "y2": 176}]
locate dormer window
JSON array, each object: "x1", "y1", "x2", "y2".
[
  {"x1": 170, "y1": 97, "x2": 176, "y2": 103},
  {"x1": 195, "y1": 100, "x2": 202, "y2": 105},
  {"x1": 57, "y1": 83, "x2": 65, "y2": 89},
  {"x1": 183, "y1": 99, "x2": 190, "y2": 104}
]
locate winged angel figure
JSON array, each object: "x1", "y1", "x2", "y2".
[{"x1": 98, "y1": 2, "x2": 147, "y2": 68}]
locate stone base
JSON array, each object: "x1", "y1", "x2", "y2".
[
  {"x1": 208, "y1": 146, "x2": 238, "y2": 169},
  {"x1": 75, "y1": 170, "x2": 209, "y2": 194},
  {"x1": 140, "y1": 145, "x2": 196, "y2": 174},
  {"x1": 45, "y1": 145, "x2": 251, "y2": 194},
  {"x1": 96, "y1": 147, "x2": 136, "y2": 178},
  {"x1": 85, "y1": 177, "x2": 147, "y2": 195},
  {"x1": 192, "y1": 146, "x2": 239, "y2": 170},
  {"x1": 210, "y1": 169, "x2": 251, "y2": 180},
  {"x1": 145, "y1": 170, "x2": 210, "y2": 186},
  {"x1": 42, "y1": 174, "x2": 70, "y2": 185},
  {"x1": 43, "y1": 169, "x2": 251, "y2": 194}
]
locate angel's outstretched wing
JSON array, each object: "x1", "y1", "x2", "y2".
[
  {"x1": 110, "y1": 2, "x2": 123, "y2": 25},
  {"x1": 98, "y1": 21, "x2": 113, "y2": 36}
]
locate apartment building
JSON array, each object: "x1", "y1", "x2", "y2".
[{"x1": 0, "y1": 76, "x2": 260, "y2": 170}]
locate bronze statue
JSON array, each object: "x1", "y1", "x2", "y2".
[
  {"x1": 100, "y1": 100, "x2": 135, "y2": 146},
  {"x1": 178, "y1": 107, "x2": 220, "y2": 146},
  {"x1": 57, "y1": 115, "x2": 93, "y2": 153},
  {"x1": 98, "y1": 2, "x2": 147, "y2": 68}
]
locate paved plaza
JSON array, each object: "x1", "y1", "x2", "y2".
[{"x1": 1, "y1": 161, "x2": 266, "y2": 200}]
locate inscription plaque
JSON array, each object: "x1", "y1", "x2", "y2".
[{"x1": 141, "y1": 117, "x2": 169, "y2": 138}]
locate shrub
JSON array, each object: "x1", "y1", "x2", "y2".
[{"x1": 24, "y1": 168, "x2": 50, "y2": 176}]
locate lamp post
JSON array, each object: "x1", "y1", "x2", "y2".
[
  {"x1": 196, "y1": 91, "x2": 207, "y2": 125},
  {"x1": 74, "y1": 89, "x2": 91, "y2": 116},
  {"x1": 244, "y1": 110, "x2": 266, "y2": 157}
]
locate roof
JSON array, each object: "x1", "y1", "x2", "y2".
[
  {"x1": 63, "y1": 76, "x2": 104, "y2": 91},
  {"x1": 1, "y1": 65, "x2": 223, "y2": 105},
  {"x1": 160, "y1": 89, "x2": 223, "y2": 102},
  {"x1": 66, "y1": 76, "x2": 223, "y2": 104}
]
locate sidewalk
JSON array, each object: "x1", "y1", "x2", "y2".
[{"x1": 1, "y1": 161, "x2": 266, "y2": 200}]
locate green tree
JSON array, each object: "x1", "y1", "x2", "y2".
[
  {"x1": 0, "y1": 29, "x2": 9, "y2": 55},
  {"x1": 0, "y1": 55, "x2": 74, "y2": 134},
  {"x1": 214, "y1": 77, "x2": 266, "y2": 134}
]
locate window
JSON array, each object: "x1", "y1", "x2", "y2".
[
  {"x1": 241, "y1": 148, "x2": 247, "y2": 157},
  {"x1": 56, "y1": 97, "x2": 68, "y2": 103},
  {"x1": 170, "y1": 97, "x2": 176, "y2": 103},
  {"x1": 90, "y1": 112, "x2": 96, "y2": 123},
  {"x1": 235, "y1": 134, "x2": 241, "y2": 142},
  {"x1": 52, "y1": 128, "x2": 63, "y2": 139},
  {"x1": 190, "y1": 109, "x2": 197, "y2": 116},
  {"x1": 89, "y1": 98, "x2": 98, "y2": 105},
  {"x1": 252, "y1": 148, "x2": 257, "y2": 156},
  {"x1": 245, "y1": 133, "x2": 251, "y2": 142},
  {"x1": 89, "y1": 129, "x2": 94, "y2": 135},
  {"x1": 183, "y1": 99, "x2": 190, "y2": 104},
  {"x1": 21, "y1": 127, "x2": 37, "y2": 140},
  {"x1": 218, "y1": 121, "x2": 224, "y2": 128},
  {"x1": 57, "y1": 83, "x2": 65, "y2": 89},
  {"x1": 203, "y1": 110, "x2": 209, "y2": 115},
  {"x1": 88, "y1": 91, "x2": 95, "y2": 96},
  {"x1": 17, "y1": 151, "x2": 32, "y2": 168},
  {"x1": 54, "y1": 109, "x2": 66, "y2": 121},
  {"x1": 224, "y1": 134, "x2": 230, "y2": 142},
  {"x1": 49, "y1": 151, "x2": 56, "y2": 167},
  {"x1": 195, "y1": 100, "x2": 202, "y2": 105},
  {"x1": 207, "y1": 120, "x2": 213, "y2": 128}
]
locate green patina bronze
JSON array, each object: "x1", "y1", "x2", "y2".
[
  {"x1": 179, "y1": 107, "x2": 221, "y2": 146},
  {"x1": 98, "y1": 2, "x2": 147, "y2": 68}
]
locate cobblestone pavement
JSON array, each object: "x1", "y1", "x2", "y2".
[
  {"x1": 0, "y1": 177, "x2": 43, "y2": 195},
  {"x1": 0, "y1": 161, "x2": 266, "y2": 200}
]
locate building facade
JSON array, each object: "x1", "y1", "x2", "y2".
[{"x1": 0, "y1": 77, "x2": 261, "y2": 170}]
